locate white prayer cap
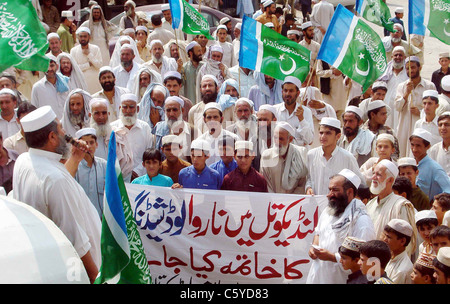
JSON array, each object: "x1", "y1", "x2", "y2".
[
  {"x1": 283, "y1": 76, "x2": 302, "y2": 90},
  {"x1": 287, "y1": 29, "x2": 301, "y2": 36},
  {"x1": 263, "y1": 0, "x2": 274, "y2": 7},
  {"x1": 201, "y1": 74, "x2": 219, "y2": 85},
  {"x1": 235, "y1": 23, "x2": 242, "y2": 30},
  {"x1": 161, "y1": 4, "x2": 170, "y2": 11},
  {"x1": 149, "y1": 39, "x2": 164, "y2": 49},
  {"x1": 0, "y1": 88, "x2": 17, "y2": 98},
  {"x1": 190, "y1": 139, "x2": 210, "y2": 154},
  {"x1": 75, "y1": 128, "x2": 96, "y2": 139},
  {"x1": 372, "y1": 81, "x2": 387, "y2": 91},
  {"x1": 338, "y1": 168, "x2": 361, "y2": 188},
  {"x1": 45, "y1": 53, "x2": 57, "y2": 63},
  {"x1": 378, "y1": 159, "x2": 399, "y2": 178},
  {"x1": 258, "y1": 104, "x2": 277, "y2": 118},
  {"x1": 76, "y1": 27, "x2": 91, "y2": 35},
  {"x1": 341, "y1": 236, "x2": 365, "y2": 252},
  {"x1": 415, "y1": 210, "x2": 438, "y2": 224},
  {"x1": 217, "y1": 24, "x2": 228, "y2": 32},
  {"x1": 99, "y1": 65, "x2": 114, "y2": 77},
  {"x1": 135, "y1": 25, "x2": 148, "y2": 33},
  {"x1": 411, "y1": 128, "x2": 433, "y2": 144},
  {"x1": 186, "y1": 41, "x2": 200, "y2": 53},
  {"x1": 165, "y1": 96, "x2": 184, "y2": 108},
  {"x1": 220, "y1": 17, "x2": 231, "y2": 24},
  {"x1": 437, "y1": 247, "x2": 450, "y2": 267},
  {"x1": 423, "y1": 89, "x2": 439, "y2": 99},
  {"x1": 439, "y1": 52, "x2": 450, "y2": 59},
  {"x1": 235, "y1": 97, "x2": 254, "y2": 109},
  {"x1": 235, "y1": 140, "x2": 253, "y2": 151},
  {"x1": 376, "y1": 133, "x2": 395, "y2": 145},
  {"x1": 163, "y1": 70, "x2": 182, "y2": 81},
  {"x1": 61, "y1": 10, "x2": 74, "y2": 18},
  {"x1": 405, "y1": 56, "x2": 421, "y2": 64},
  {"x1": 21, "y1": 106, "x2": 56, "y2": 133},
  {"x1": 274, "y1": 121, "x2": 296, "y2": 138},
  {"x1": 320, "y1": 117, "x2": 341, "y2": 129},
  {"x1": 345, "y1": 105, "x2": 363, "y2": 120},
  {"x1": 47, "y1": 32, "x2": 60, "y2": 40},
  {"x1": 367, "y1": 100, "x2": 388, "y2": 113},
  {"x1": 120, "y1": 43, "x2": 134, "y2": 53},
  {"x1": 301, "y1": 21, "x2": 313, "y2": 30},
  {"x1": 265, "y1": 22, "x2": 275, "y2": 28},
  {"x1": 397, "y1": 157, "x2": 417, "y2": 168},
  {"x1": 443, "y1": 210, "x2": 450, "y2": 227},
  {"x1": 120, "y1": 93, "x2": 138, "y2": 104},
  {"x1": 441, "y1": 75, "x2": 450, "y2": 91},
  {"x1": 162, "y1": 134, "x2": 181, "y2": 146},
  {"x1": 387, "y1": 219, "x2": 413, "y2": 237},
  {"x1": 89, "y1": 97, "x2": 109, "y2": 109},
  {"x1": 210, "y1": 44, "x2": 224, "y2": 54},
  {"x1": 395, "y1": 7, "x2": 404, "y2": 13},
  {"x1": 125, "y1": 0, "x2": 136, "y2": 7},
  {"x1": 203, "y1": 102, "x2": 222, "y2": 114},
  {"x1": 392, "y1": 45, "x2": 406, "y2": 54},
  {"x1": 393, "y1": 23, "x2": 404, "y2": 32},
  {"x1": 439, "y1": 111, "x2": 450, "y2": 119}
]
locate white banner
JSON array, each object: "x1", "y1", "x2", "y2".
[{"x1": 126, "y1": 184, "x2": 328, "y2": 284}]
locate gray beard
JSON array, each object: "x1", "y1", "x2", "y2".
[
  {"x1": 69, "y1": 112, "x2": 84, "y2": 126},
  {"x1": 120, "y1": 112, "x2": 137, "y2": 127},
  {"x1": 90, "y1": 120, "x2": 112, "y2": 138},
  {"x1": 55, "y1": 134, "x2": 70, "y2": 157},
  {"x1": 393, "y1": 61, "x2": 404, "y2": 69},
  {"x1": 165, "y1": 114, "x2": 183, "y2": 128},
  {"x1": 153, "y1": 55, "x2": 162, "y2": 64},
  {"x1": 391, "y1": 37, "x2": 401, "y2": 43}
]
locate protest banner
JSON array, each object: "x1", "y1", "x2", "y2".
[{"x1": 126, "y1": 184, "x2": 327, "y2": 284}]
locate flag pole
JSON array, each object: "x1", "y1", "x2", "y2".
[
  {"x1": 300, "y1": 59, "x2": 318, "y2": 105},
  {"x1": 198, "y1": 0, "x2": 202, "y2": 13}
]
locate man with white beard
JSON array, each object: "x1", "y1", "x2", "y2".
[
  {"x1": 260, "y1": 121, "x2": 309, "y2": 194},
  {"x1": 112, "y1": 44, "x2": 141, "y2": 92},
  {"x1": 153, "y1": 96, "x2": 193, "y2": 161},
  {"x1": 382, "y1": 24, "x2": 422, "y2": 64},
  {"x1": 144, "y1": 40, "x2": 178, "y2": 81},
  {"x1": 226, "y1": 98, "x2": 258, "y2": 145},
  {"x1": 131, "y1": 67, "x2": 162, "y2": 103},
  {"x1": 111, "y1": 93, "x2": 154, "y2": 182},
  {"x1": 56, "y1": 52, "x2": 89, "y2": 92},
  {"x1": 60, "y1": 89, "x2": 92, "y2": 138},
  {"x1": 366, "y1": 159, "x2": 417, "y2": 257},
  {"x1": 306, "y1": 169, "x2": 376, "y2": 284},
  {"x1": 88, "y1": 98, "x2": 112, "y2": 160}
]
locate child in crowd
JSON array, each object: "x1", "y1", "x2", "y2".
[
  {"x1": 430, "y1": 225, "x2": 450, "y2": 254},
  {"x1": 433, "y1": 247, "x2": 450, "y2": 284},
  {"x1": 338, "y1": 236, "x2": 367, "y2": 284},
  {"x1": 431, "y1": 193, "x2": 450, "y2": 225},
  {"x1": 132, "y1": 148, "x2": 173, "y2": 187},
  {"x1": 410, "y1": 252, "x2": 436, "y2": 284},
  {"x1": 397, "y1": 157, "x2": 430, "y2": 211},
  {"x1": 415, "y1": 210, "x2": 439, "y2": 254},
  {"x1": 358, "y1": 240, "x2": 394, "y2": 284}
]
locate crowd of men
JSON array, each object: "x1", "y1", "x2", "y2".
[{"x1": 1, "y1": 0, "x2": 449, "y2": 284}]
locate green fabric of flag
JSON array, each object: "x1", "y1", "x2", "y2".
[
  {"x1": 355, "y1": 0, "x2": 395, "y2": 33},
  {"x1": 169, "y1": 0, "x2": 214, "y2": 40},
  {"x1": 239, "y1": 16, "x2": 311, "y2": 82},
  {"x1": 0, "y1": 0, "x2": 50, "y2": 73},
  {"x1": 427, "y1": 0, "x2": 450, "y2": 45}
]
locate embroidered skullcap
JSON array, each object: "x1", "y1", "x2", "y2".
[
  {"x1": 0, "y1": 88, "x2": 17, "y2": 98},
  {"x1": 341, "y1": 236, "x2": 365, "y2": 252},
  {"x1": 416, "y1": 253, "x2": 435, "y2": 269},
  {"x1": 190, "y1": 139, "x2": 210, "y2": 153}
]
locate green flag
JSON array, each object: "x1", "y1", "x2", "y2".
[
  {"x1": 317, "y1": 5, "x2": 387, "y2": 92},
  {"x1": 169, "y1": 0, "x2": 214, "y2": 40},
  {"x1": 239, "y1": 16, "x2": 311, "y2": 82},
  {"x1": 409, "y1": 0, "x2": 450, "y2": 45},
  {"x1": 355, "y1": 0, "x2": 395, "y2": 33},
  {"x1": 0, "y1": 0, "x2": 50, "y2": 73}
]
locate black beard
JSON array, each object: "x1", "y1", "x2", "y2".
[
  {"x1": 201, "y1": 91, "x2": 218, "y2": 104},
  {"x1": 328, "y1": 193, "x2": 349, "y2": 217},
  {"x1": 344, "y1": 127, "x2": 358, "y2": 138},
  {"x1": 193, "y1": 53, "x2": 202, "y2": 63},
  {"x1": 101, "y1": 81, "x2": 115, "y2": 91}
]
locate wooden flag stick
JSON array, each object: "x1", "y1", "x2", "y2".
[{"x1": 300, "y1": 59, "x2": 318, "y2": 105}]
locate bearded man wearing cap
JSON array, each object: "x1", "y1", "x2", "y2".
[
  {"x1": 138, "y1": 83, "x2": 169, "y2": 129},
  {"x1": 383, "y1": 219, "x2": 414, "y2": 284},
  {"x1": 182, "y1": 41, "x2": 205, "y2": 103},
  {"x1": 57, "y1": 10, "x2": 77, "y2": 53},
  {"x1": 112, "y1": 43, "x2": 142, "y2": 92},
  {"x1": 31, "y1": 54, "x2": 70, "y2": 119},
  {"x1": 309, "y1": 0, "x2": 334, "y2": 44},
  {"x1": 395, "y1": 56, "x2": 436, "y2": 157},
  {"x1": 256, "y1": 1, "x2": 281, "y2": 33},
  {"x1": 73, "y1": 128, "x2": 107, "y2": 220},
  {"x1": 70, "y1": 27, "x2": 103, "y2": 94},
  {"x1": 414, "y1": 90, "x2": 442, "y2": 147},
  {"x1": 432, "y1": 52, "x2": 450, "y2": 94},
  {"x1": 119, "y1": 0, "x2": 138, "y2": 34},
  {"x1": 366, "y1": 159, "x2": 417, "y2": 257},
  {"x1": 299, "y1": 21, "x2": 320, "y2": 66},
  {"x1": 88, "y1": 98, "x2": 112, "y2": 160},
  {"x1": 56, "y1": 52, "x2": 89, "y2": 93},
  {"x1": 47, "y1": 32, "x2": 63, "y2": 58},
  {"x1": 111, "y1": 93, "x2": 154, "y2": 182},
  {"x1": 226, "y1": 98, "x2": 258, "y2": 144},
  {"x1": 60, "y1": 89, "x2": 92, "y2": 138},
  {"x1": 338, "y1": 106, "x2": 375, "y2": 167},
  {"x1": 130, "y1": 66, "x2": 163, "y2": 103},
  {"x1": 13, "y1": 106, "x2": 101, "y2": 283},
  {"x1": 144, "y1": 40, "x2": 178, "y2": 81},
  {"x1": 260, "y1": 121, "x2": 308, "y2": 194},
  {"x1": 428, "y1": 112, "x2": 450, "y2": 177},
  {"x1": 163, "y1": 71, "x2": 193, "y2": 121},
  {"x1": 0, "y1": 89, "x2": 20, "y2": 139},
  {"x1": 409, "y1": 128, "x2": 450, "y2": 202},
  {"x1": 382, "y1": 23, "x2": 422, "y2": 64},
  {"x1": 306, "y1": 169, "x2": 376, "y2": 284},
  {"x1": 274, "y1": 76, "x2": 314, "y2": 147}
]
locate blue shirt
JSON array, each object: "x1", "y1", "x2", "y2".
[
  {"x1": 417, "y1": 155, "x2": 450, "y2": 202},
  {"x1": 131, "y1": 173, "x2": 174, "y2": 187},
  {"x1": 178, "y1": 165, "x2": 222, "y2": 190},
  {"x1": 209, "y1": 159, "x2": 238, "y2": 181}
]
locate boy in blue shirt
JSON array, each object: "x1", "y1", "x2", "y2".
[
  {"x1": 132, "y1": 148, "x2": 173, "y2": 187},
  {"x1": 173, "y1": 139, "x2": 222, "y2": 190},
  {"x1": 209, "y1": 135, "x2": 237, "y2": 180}
]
